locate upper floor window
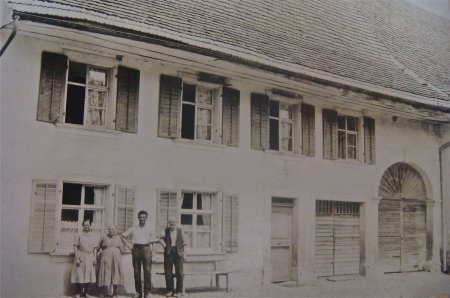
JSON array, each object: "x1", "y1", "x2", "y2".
[
  {"x1": 251, "y1": 93, "x2": 315, "y2": 155},
  {"x1": 37, "y1": 52, "x2": 140, "y2": 133},
  {"x1": 337, "y1": 116, "x2": 358, "y2": 159},
  {"x1": 158, "y1": 75, "x2": 240, "y2": 146},
  {"x1": 323, "y1": 109, "x2": 375, "y2": 164}
]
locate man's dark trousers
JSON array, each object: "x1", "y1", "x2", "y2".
[
  {"x1": 132, "y1": 244, "x2": 152, "y2": 295},
  {"x1": 164, "y1": 247, "x2": 183, "y2": 293}
]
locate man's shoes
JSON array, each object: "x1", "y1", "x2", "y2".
[
  {"x1": 134, "y1": 293, "x2": 142, "y2": 298},
  {"x1": 144, "y1": 293, "x2": 151, "y2": 298},
  {"x1": 166, "y1": 291, "x2": 174, "y2": 297},
  {"x1": 175, "y1": 292, "x2": 183, "y2": 297}
]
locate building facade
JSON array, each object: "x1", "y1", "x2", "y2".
[{"x1": 1, "y1": 0, "x2": 449, "y2": 297}]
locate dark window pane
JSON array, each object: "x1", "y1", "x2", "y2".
[
  {"x1": 181, "y1": 193, "x2": 193, "y2": 209},
  {"x1": 338, "y1": 131, "x2": 346, "y2": 159},
  {"x1": 183, "y1": 84, "x2": 196, "y2": 103},
  {"x1": 181, "y1": 104, "x2": 195, "y2": 139},
  {"x1": 66, "y1": 85, "x2": 85, "y2": 125},
  {"x1": 197, "y1": 214, "x2": 204, "y2": 225},
  {"x1": 197, "y1": 194, "x2": 203, "y2": 210},
  {"x1": 85, "y1": 186, "x2": 95, "y2": 205},
  {"x1": 270, "y1": 101, "x2": 279, "y2": 117},
  {"x1": 68, "y1": 62, "x2": 86, "y2": 84},
  {"x1": 83, "y1": 210, "x2": 94, "y2": 224},
  {"x1": 181, "y1": 214, "x2": 193, "y2": 225},
  {"x1": 270, "y1": 119, "x2": 279, "y2": 150},
  {"x1": 62, "y1": 183, "x2": 82, "y2": 205},
  {"x1": 338, "y1": 117, "x2": 346, "y2": 129},
  {"x1": 61, "y1": 209, "x2": 78, "y2": 222},
  {"x1": 347, "y1": 117, "x2": 357, "y2": 131}
]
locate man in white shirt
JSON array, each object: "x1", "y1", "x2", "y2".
[{"x1": 122, "y1": 210, "x2": 159, "y2": 298}]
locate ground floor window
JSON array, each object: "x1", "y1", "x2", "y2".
[
  {"x1": 157, "y1": 189, "x2": 239, "y2": 253},
  {"x1": 28, "y1": 180, "x2": 135, "y2": 254}
]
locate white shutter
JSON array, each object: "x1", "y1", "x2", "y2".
[
  {"x1": 222, "y1": 194, "x2": 239, "y2": 253},
  {"x1": 28, "y1": 181, "x2": 57, "y2": 253}
]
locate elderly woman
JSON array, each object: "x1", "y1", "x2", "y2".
[
  {"x1": 98, "y1": 224, "x2": 124, "y2": 298},
  {"x1": 71, "y1": 219, "x2": 98, "y2": 298}
]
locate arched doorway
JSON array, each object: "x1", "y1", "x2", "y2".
[{"x1": 378, "y1": 162, "x2": 427, "y2": 273}]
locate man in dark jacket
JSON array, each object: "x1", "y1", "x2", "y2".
[{"x1": 163, "y1": 216, "x2": 186, "y2": 297}]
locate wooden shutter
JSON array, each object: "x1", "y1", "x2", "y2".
[
  {"x1": 37, "y1": 52, "x2": 67, "y2": 122},
  {"x1": 116, "y1": 66, "x2": 140, "y2": 133},
  {"x1": 222, "y1": 87, "x2": 240, "y2": 146},
  {"x1": 223, "y1": 194, "x2": 239, "y2": 253},
  {"x1": 322, "y1": 109, "x2": 338, "y2": 159},
  {"x1": 156, "y1": 190, "x2": 178, "y2": 253},
  {"x1": 28, "y1": 181, "x2": 57, "y2": 253},
  {"x1": 364, "y1": 117, "x2": 376, "y2": 164},
  {"x1": 159, "y1": 75, "x2": 182, "y2": 138},
  {"x1": 115, "y1": 185, "x2": 135, "y2": 235},
  {"x1": 251, "y1": 93, "x2": 269, "y2": 150},
  {"x1": 302, "y1": 103, "x2": 315, "y2": 156}
]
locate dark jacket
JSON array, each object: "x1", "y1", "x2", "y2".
[{"x1": 164, "y1": 227, "x2": 185, "y2": 257}]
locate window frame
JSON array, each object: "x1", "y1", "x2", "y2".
[
  {"x1": 337, "y1": 115, "x2": 358, "y2": 160},
  {"x1": 157, "y1": 188, "x2": 222, "y2": 254},
  {"x1": 179, "y1": 81, "x2": 221, "y2": 143},
  {"x1": 269, "y1": 100, "x2": 295, "y2": 152},
  {"x1": 62, "y1": 61, "x2": 117, "y2": 130}
]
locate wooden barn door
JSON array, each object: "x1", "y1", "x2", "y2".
[
  {"x1": 378, "y1": 163, "x2": 427, "y2": 273},
  {"x1": 315, "y1": 201, "x2": 361, "y2": 277}
]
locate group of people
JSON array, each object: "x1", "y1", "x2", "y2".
[{"x1": 71, "y1": 210, "x2": 185, "y2": 298}]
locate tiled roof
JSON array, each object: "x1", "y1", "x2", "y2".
[{"x1": 7, "y1": 0, "x2": 450, "y2": 101}]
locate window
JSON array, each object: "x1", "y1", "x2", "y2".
[
  {"x1": 65, "y1": 63, "x2": 109, "y2": 127},
  {"x1": 158, "y1": 75, "x2": 240, "y2": 146},
  {"x1": 337, "y1": 116, "x2": 358, "y2": 159},
  {"x1": 59, "y1": 183, "x2": 105, "y2": 251},
  {"x1": 323, "y1": 109, "x2": 375, "y2": 163},
  {"x1": 251, "y1": 93, "x2": 315, "y2": 155},
  {"x1": 28, "y1": 180, "x2": 135, "y2": 254},
  {"x1": 157, "y1": 190, "x2": 239, "y2": 253},
  {"x1": 181, "y1": 84, "x2": 214, "y2": 141},
  {"x1": 37, "y1": 52, "x2": 140, "y2": 133},
  {"x1": 269, "y1": 101, "x2": 294, "y2": 151},
  {"x1": 180, "y1": 192, "x2": 214, "y2": 248}
]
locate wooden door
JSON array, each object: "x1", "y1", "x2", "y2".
[
  {"x1": 271, "y1": 204, "x2": 293, "y2": 282},
  {"x1": 315, "y1": 201, "x2": 361, "y2": 277}
]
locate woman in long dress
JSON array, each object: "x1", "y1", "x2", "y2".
[
  {"x1": 98, "y1": 224, "x2": 124, "y2": 298},
  {"x1": 71, "y1": 219, "x2": 98, "y2": 298}
]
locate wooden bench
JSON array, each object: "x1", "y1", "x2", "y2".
[{"x1": 156, "y1": 261, "x2": 236, "y2": 295}]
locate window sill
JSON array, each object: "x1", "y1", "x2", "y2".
[
  {"x1": 263, "y1": 149, "x2": 303, "y2": 160},
  {"x1": 152, "y1": 250, "x2": 226, "y2": 263},
  {"x1": 56, "y1": 123, "x2": 121, "y2": 137},
  {"x1": 173, "y1": 138, "x2": 226, "y2": 152},
  {"x1": 330, "y1": 158, "x2": 368, "y2": 168}
]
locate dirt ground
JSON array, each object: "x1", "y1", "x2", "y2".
[{"x1": 56, "y1": 271, "x2": 449, "y2": 298}]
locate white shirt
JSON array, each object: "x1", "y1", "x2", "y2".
[
  {"x1": 170, "y1": 228, "x2": 177, "y2": 247},
  {"x1": 123, "y1": 224, "x2": 154, "y2": 245}
]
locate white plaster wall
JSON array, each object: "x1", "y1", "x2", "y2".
[{"x1": 1, "y1": 33, "x2": 448, "y2": 297}]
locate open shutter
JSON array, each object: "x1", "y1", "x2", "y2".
[
  {"x1": 116, "y1": 67, "x2": 140, "y2": 133},
  {"x1": 251, "y1": 93, "x2": 269, "y2": 150},
  {"x1": 222, "y1": 194, "x2": 239, "y2": 253},
  {"x1": 156, "y1": 190, "x2": 178, "y2": 253},
  {"x1": 222, "y1": 87, "x2": 240, "y2": 146},
  {"x1": 302, "y1": 103, "x2": 315, "y2": 156},
  {"x1": 159, "y1": 75, "x2": 182, "y2": 138},
  {"x1": 37, "y1": 52, "x2": 67, "y2": 122},
  {"x1": 115, "y1": 185, "x2": 135, "y2": 234},
  {"x1": 28, "y1": 181, "x2": 57, "y2": 253},
  {"x1": 323, "y1": 109, "x2": 338, "y2": 160},
  {"x1": 364, "y1": 117, "x2": 376, "y2": 164}
]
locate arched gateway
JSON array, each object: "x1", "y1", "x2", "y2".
[{"x1": 378, "y1": 162, "x2": 428, "y2": 273}]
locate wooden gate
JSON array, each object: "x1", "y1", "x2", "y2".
[
  {"x1": 315, "y1": 201, "x2": 361, "y2": 277},
  {"x1": 271, "y1": 201, "x2": 293, "y2": 282},
  {"x1": 378, "y1": 163, "x2": 427, "y2": 273}
]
